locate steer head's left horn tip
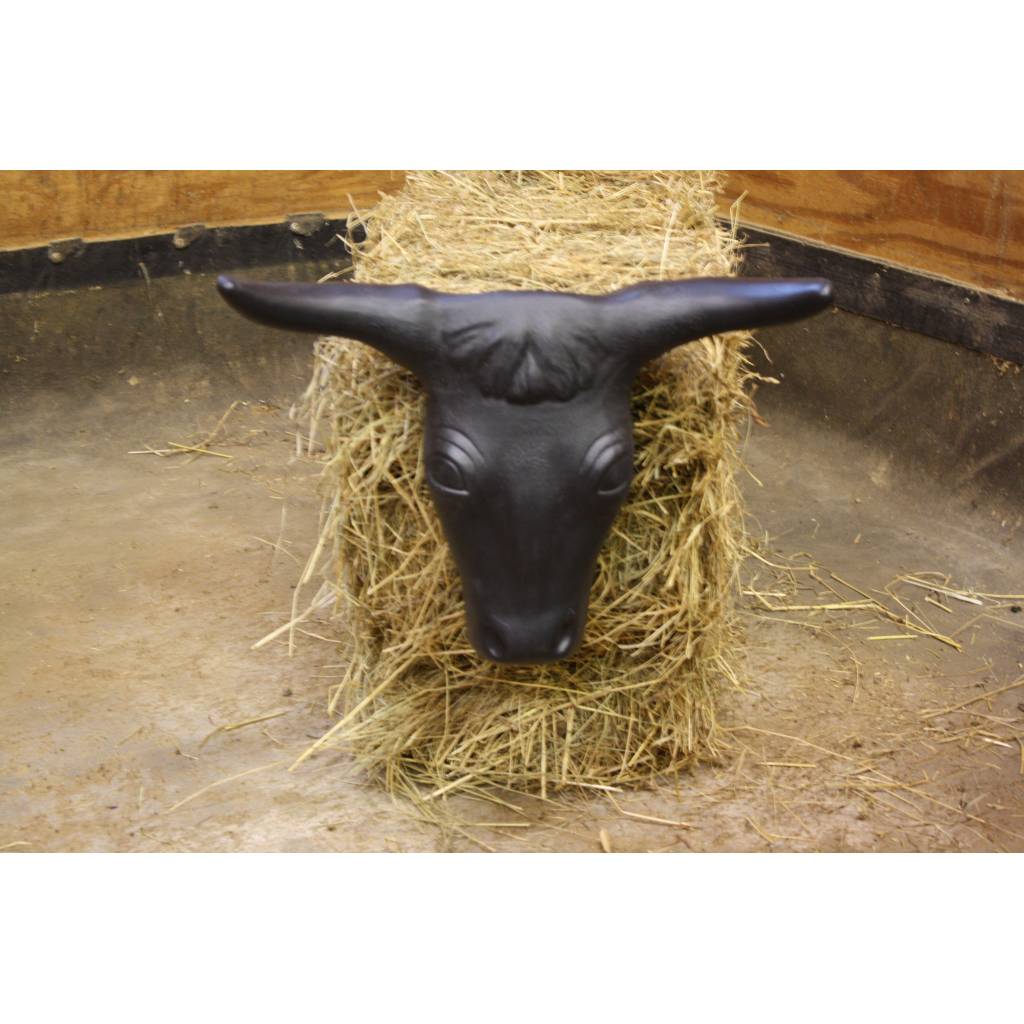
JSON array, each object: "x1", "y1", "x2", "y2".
[
  {"x1": 782, "y1": 277, "x2": 834, "y2": 317},
  {"x1": 216, "y1": 274, "x2": 237, "y2": 295},
  {"x1": 803, "y1": 277, "x2": 834, "y2": 307}
]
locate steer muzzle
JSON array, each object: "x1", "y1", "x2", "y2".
[{"x1": 470, "y1": 606, "x2": 582, "y2": 665}]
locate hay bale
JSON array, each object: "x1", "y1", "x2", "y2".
[{"x1": 291, "y1": 171, "x2": 752, "y2": 802}]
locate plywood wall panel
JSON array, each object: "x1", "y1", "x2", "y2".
[
  {"x1": 719, "y1": 170, "x2": 1024, "y2": 300},
  {"x1": 0, "y1": 170, "x2": 407, "y2": 250},
  {"x1": 4, "y1": 170, "x2": 1022, "y2": 302}
]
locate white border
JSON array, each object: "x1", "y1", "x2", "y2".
[
  {"x1": 4, "y1": 2, "x2": 1020, "y2": 168},
  {"x1": 3, "y1": 853, "x2": 1021, "y2": 1020}
]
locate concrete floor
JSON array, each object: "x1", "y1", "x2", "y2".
[{"x1": 2, "y1": 273, "x2": 1022, "y2": 852}]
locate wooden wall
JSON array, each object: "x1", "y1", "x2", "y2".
[
  {"x1": 3, "y1": 170, "x2": 1021, "y2": 300},
  {"x1": 0, "y1": 170, "x2": 406, "y2": 251},
  {"x1": 718, "y1": 171, "x2": 1024, "y2": 301}
]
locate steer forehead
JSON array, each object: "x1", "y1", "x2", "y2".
[
  {"x1": 426, "y1": 386, "x2": 627, "y2": 465},
  {"x1": 436, "y1": 290, "x2": 614, "y2": 404}
]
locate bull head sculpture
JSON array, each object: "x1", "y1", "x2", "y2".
[{"x1": 218, "y1": 274, "x2": 832, "y2": 664}]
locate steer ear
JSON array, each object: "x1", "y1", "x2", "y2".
[
  {"x1": 216, "y1": 276, "x2": 439, "y2": 375},
  {"x1": 600, "y1": 277, "x2": 833, "y2": 368}
]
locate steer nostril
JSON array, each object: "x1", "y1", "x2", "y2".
[
  {"x1": 482, "y1": 625, "x2": 506, "y2": 662},
  {"x1": 553, "y1": 631, "x2": 574, "y2": 658},
  {"x1": 554, "y1": 610, "x2": 576, "y2": 658}
]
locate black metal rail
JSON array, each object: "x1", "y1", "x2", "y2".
[
  {"x1": 0, "y1": 215, "x2": 358, "y2": 296},
  {"x1": 732, "y1": 222, "x2": 1024, "y2": 366},
  {"x1": 2, "y1": 215, "x2": 1022, "y2": 365}
]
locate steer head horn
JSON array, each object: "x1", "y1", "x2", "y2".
[
  {"x1": 216, "y1": 276, "x2": 440, "y2": 377},
  {"x1": 218, "y1": 273, "x2": 832, "y2": 664},
  {"x1": 598, "y1": 277, "x2": 834, "y2": 368}
]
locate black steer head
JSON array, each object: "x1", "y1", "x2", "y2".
[{"x1": 218, "y1": 274, "x2": 832, "y2": 664}]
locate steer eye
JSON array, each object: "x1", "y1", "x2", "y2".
[
  {"x1": 428, "y1": 453, "x2": 470, "y2": 495},
  {"x1": 596, "y1": 454, "x2": 632, "y2": 495}
]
